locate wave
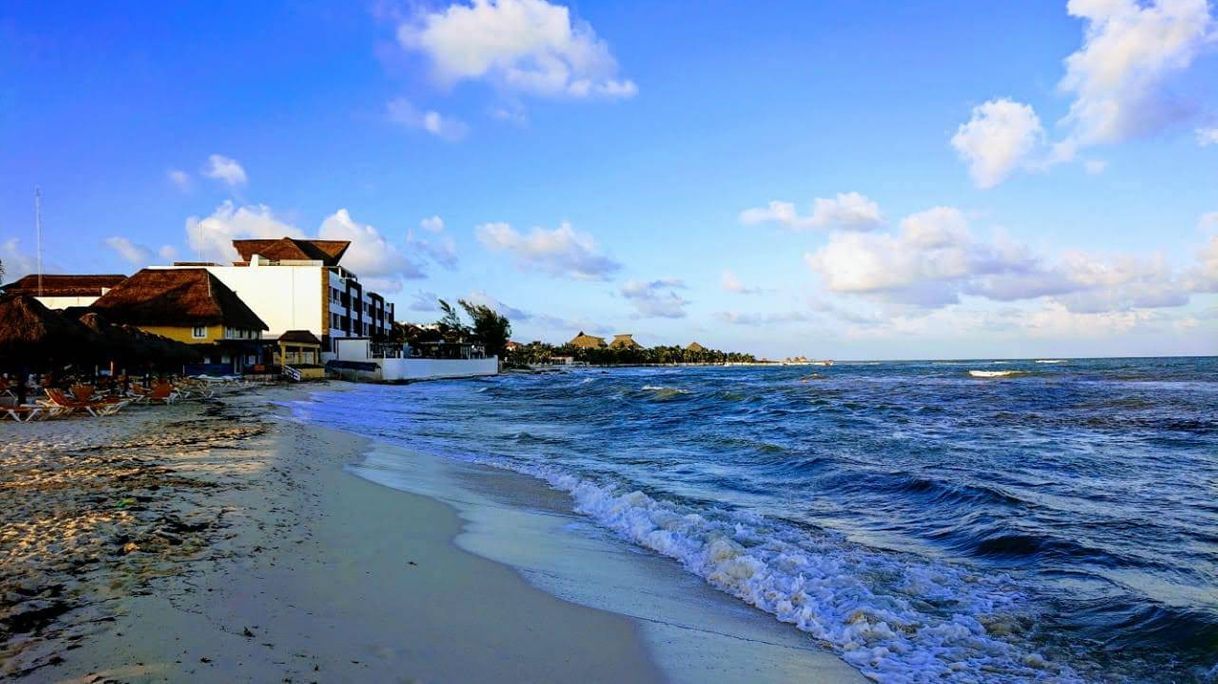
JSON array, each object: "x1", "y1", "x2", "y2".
[
  {"x1": 1036, "y1": 359, "x2": 1066, "y2": 364},
  {"x1": 452, "y1": 457, "x2": 1078, "y2": 681},
  {"x1": 969, "y1": 370, "x2": 1024, "y2": 378}
]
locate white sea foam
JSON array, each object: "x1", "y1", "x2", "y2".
[
  {"x1": 447, "y1": 453, "x2": 1078, "y2": 682},
  {"x1": 1035, "y1": 360, "x2": 1066, "y2": 364},
  {"x1": 968, "y1": 370, "x2": 1022, "y2": 378},
  {"x1": 292, "y1": 392, "x2": 1080, "y2": 682},
  {"x1": 641, "y1": 385, "x2": 690, "y2": 394}
]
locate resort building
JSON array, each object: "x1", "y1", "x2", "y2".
[
  {"x1": 0, "y1": 274, "x2": 127, "y2": 310},
  {"x1": 568, "y1": 331, "x2": 607, "y2": 349},
  {"x1": 160, "y1": 237, "x2": 394, "y2": 355},
  {"x1": 609, "y1": 334, "x2": 641, "y2": 350},
  {"x1": 90, "y1": 268, "x2": 268, "y2": 373}
]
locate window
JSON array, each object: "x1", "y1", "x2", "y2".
[
  {"x1": 331, "y1": 313, "x2": 340, "y2": 329},
  {"x1": 192, "y1": 325, "x2": 206, "y2": 339}
]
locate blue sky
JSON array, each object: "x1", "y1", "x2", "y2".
[{"x1": 1, "y1": 0, "x2": 1216, "y2": 359}]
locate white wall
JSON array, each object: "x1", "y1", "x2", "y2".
[
  {"x1": 35, "y1": 295, "x2": 101, "y2": 310},
  {"x1": 379, "y1": 357, "x2": 498, "y2": 381},
  {"x1": 201, "y1": 265, "x2": 323, "y2": 338}
]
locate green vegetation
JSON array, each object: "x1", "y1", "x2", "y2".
[
  {"x1": 507, "y1": 341, "x2": 756, "y2": 367},
  {"x1": 390, "y1": 298, "x2": 512, "y2": 361}
]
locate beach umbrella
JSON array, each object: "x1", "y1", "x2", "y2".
[{"x1": 0, "y1": 294, "x2": 95, "y2": 369}]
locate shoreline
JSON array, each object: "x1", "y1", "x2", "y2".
[
  {"x1": 3, "y1": 383, "x2": 862, "y2": 682},
  {"x1": 5, "y1": 385, "x2": 664, "y2": 682}
]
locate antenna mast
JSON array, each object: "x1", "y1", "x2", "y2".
[{"x1": 34, "y1": 187, "x2": 43, "y2": 297}]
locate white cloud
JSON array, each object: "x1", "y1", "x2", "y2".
[
  {"x1": 475, "y1": 220, "x2": 620, "y2": 279},
  {"x1": 1060, "y1": 0, "x2": 1215, "y2": 146},
  {"x1": 408, "y1": 215, "x2": 458, "y2": 269},
  {"x1": 158, "y1": 245, "x2": 179, "y2": 261},
  {"x1": 951, "y1": 99, "x2": 1047, "y2": 188},
  {"x1": 167, "y1": 169, "x2": 192, "y2": 191},
  {"x1": 386, "y1": 98, "x2": 469, "y2": 140},
  {"x1": 739, "y1": 192, "x2": 884, "y2": 231},
  {"x1": 185, "y1": 202, "x2": 423, "y2": 292},
  {"x1": 714, "y1": 310, "x2": 812, "y2": 326},
  {"x1": 1197, "y1": 127, "x2": 1218, "y2": 146},
  {"x1": 202, "y1": 154, "x2": 248, "y2": 187},
  {"x1": 0, "y1": 238, "x2": 38, "y2": 281},
  {"x1": 805, "y1": 203, "x2": 1213, "y2": 313},
  {"x1": 408, "y1": 231, "x2": 459, "y2": 270},
  {"x1": 186, "y1": 202, "x2": 301, "y2": 264},
  {"x1": 1083, "y1": 159, "x2": 1109, "y2": 174},
  {"x1": 953, "y1": 1, "x2": 1215, "y2": 186},
  {"x1": 721, "y1": 269, "x2": 763, "y2": 294},
  {"x1": 397, "y1": 0, "x2": 637, "y2": 99},
  {"x1": 621, "y1": 278, "x2": 689, "y2": 318},
  {"x1": 318, "y1": 209, "x2": 425, "y2": 290},
  {"x1": 104, "y1": 237, "x2": 153, "y2": 265},
  {"x1": 408, "y1": 290, "x2": 441, "y2": 312}
]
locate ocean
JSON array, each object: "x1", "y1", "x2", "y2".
[{"x1": 290, "y1": 357, "x2": 1217, "y2": 682}]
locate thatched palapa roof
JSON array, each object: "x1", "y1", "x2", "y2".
[
  {"x1": 233, "y1": 237, "x2": 349, "y2": 266},
  {"x1": 609, "y1": 334, "x2": 641, "y2": 350},
  {"x1": 91, "y1": 268, "x2": 267, "y2": 331},
  {"x1": 568, "y1": 331, "x2": 606, "y2": 349},
  {"x1": 686, "y1": 341, "x2": 707, "y2": 352},
  {"x1": 1, "y1": 274, "x2": 127, "y2": 298},
  {"x1": 278, "y1": 330, "x2": 321, "y2": 346},
  {"x1": 0, "y1": 294, "x2": 95, "y2": 364}
]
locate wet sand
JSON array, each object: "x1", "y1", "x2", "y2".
[{"x1": 1, "y1": 386, "x2": 662, "y2": 682}]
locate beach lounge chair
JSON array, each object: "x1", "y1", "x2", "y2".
[
  {"x1": 41, "y1": 388, "x2": 131, "y2": 417},
  {"x1": 0, "y1": 397, "x2": 46, "y2": 422},
  {"x1": 70, "y1": 384, "x2": 95, "y2": 402}
]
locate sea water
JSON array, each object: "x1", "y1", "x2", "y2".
[{"x1": 290, "y1": 357, "x2": 1218, "y2": 682}]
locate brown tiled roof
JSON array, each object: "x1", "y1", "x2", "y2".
[
  {"x1": 91, "y1": 269, "x2": 267, "y2": 330},
  {"x1": 1, "y1": 274, "x2": 127, "y2": 297},
  {"x1": 278, "y1": 330, "x2": 321, "y2": 345},
  {"x1": 232, "y1": 238, "x2": 350, "y2": 266}
]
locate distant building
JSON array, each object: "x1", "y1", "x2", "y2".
[
  {"x1": 0, "y1": 274, "x2": 127, "y2": 310},
  {"x1": 568, "y1": 331, "x2": 607, "y2": 349},
  {"x1": 91, "y1": 268, "x2": 268, "y2": 373},
  {"x1": 158, "y1": 237, "x2": 394, "y2": 354},
  {"x1": 686, "y1": 341, "x2": 707, "y2": 352},
  {"x1": 609, "y1": 333, "x2": 641, "y2": 350}
]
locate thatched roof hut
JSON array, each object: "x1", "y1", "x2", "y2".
[
  {"x1": 0, "y1": 274, "x2": 127, "y2": 298},
  {"x1": 568, "y1": 331, "x2": 607, "y2": 349},
  {"x1": 0, "y1": 294, "x2": 94, "y2": 366},
  {"x1": 233, "y1": 238, "x2": 349, "y2": 266},
  {"x1": 686, "y1": 341, "x2": 707, "y2": 352},
  {"x1": 91, "y1": 268, "x2": 267, "y2": 331},
  {"x1": 609, "y1": 334, "x2": 641, "y2": 350}
]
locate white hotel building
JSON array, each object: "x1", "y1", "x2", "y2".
[{"x1": 162, "y1": 237, "x2": 394, "y2": 355}]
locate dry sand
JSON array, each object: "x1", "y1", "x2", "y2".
[{"x1": 1, "y1": 386, "x2": 663, "y2": 683}]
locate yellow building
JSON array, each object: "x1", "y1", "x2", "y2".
[{"x1": 91, "y1": 268, "x2": 268, "y2": 373}]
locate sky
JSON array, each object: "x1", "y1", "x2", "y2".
[{"x1": 1, "y1": 0, "x2": 1216, "y2": 360}]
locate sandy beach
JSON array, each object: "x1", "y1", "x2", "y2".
[{"x1": 1, "y1": 383, "x2": 861, "y2": 683}]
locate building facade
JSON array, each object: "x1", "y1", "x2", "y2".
[
  {"x1": 162, "y1": 237, "x2": 394, "y2": 354},
  {"x1": 90, "y1": 268, "x2": 268, "y2": 373}
]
